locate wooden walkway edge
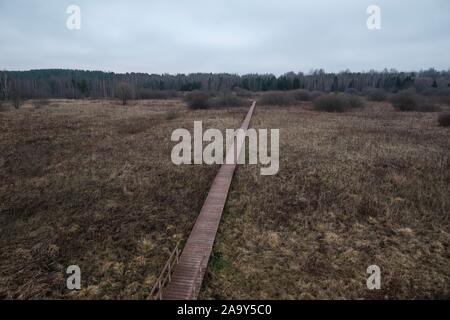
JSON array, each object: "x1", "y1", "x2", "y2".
[{"x1": 162, "y1": 101, "x2": 256, "y2": 299}]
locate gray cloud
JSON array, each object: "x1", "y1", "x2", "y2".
[{"x1": 0, "y1": 0, "x2": 449, "y2": 74}]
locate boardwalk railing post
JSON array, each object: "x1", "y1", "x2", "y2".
[{"x1": 148, "y1": 241, "x2": 182, "y2": 300}]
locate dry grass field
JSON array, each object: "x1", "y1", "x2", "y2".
[
  {"x1": 201, "y1": 101, "x2": 450, "y2": 299},
  {"x1": 0, "y1": 99, "x2": 246, "y2": 299},
  {"x1": 0, "y1": 98, "x2": 449, "y2": 299}
]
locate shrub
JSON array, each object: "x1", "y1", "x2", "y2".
[
  {"x1": 259, "y1": 92, "x2": 295, "y2": 106},
  {"x1": 365, "y1": 88, "x2": 387, "y2": 101},
  {"x1": 116, "y1": 83, "x2": 133, "y2": 105},
  {"x1": 431, "y1": 88, "x2": 450, "y2": 105},
  {"x1": 209, "y1": 93, "x2": 246, "y2": 108},
  {"x1": 438, "y1": 113, "x2": 450, "y2": 127},
  {"x1": 345, "y1": 88, "x2": 359, "y2": 95},
  {"x1": 390, "y1": 92, "x2": 420, "y2": 111},
  {"x1": 234, "y1": 88, "x2": 254, "y2": 98},
  {"x1": 314, "y1": 94, "x2": 348, "y2": 112},
  {"x1": 290, "y1": 89, "x2": 311, "y2": 101},
  {"x1": 347, "y1": 95, "x2": 365, "y2": 109},
  {"x1": 313, "y1": 94, "x2": 363, "y2": 112},
  {"x1": 184, "y1": 91, "x2": 210, "y2": 109},
  {"x1": 309, "y1": 91, "x2": 323, "y2": 100},
  {"x1": 135, "y1": 89, "x2": 178, "y2": 100},
  {"x1": 419, "y1": 88, "x2": 450, "y2": 106},
  {"x1": 391, "y1": 92, "x2": 439, "y2": 112},
  {"x1": 416, "y1": 102, "x2": 440, "y2": 112}
]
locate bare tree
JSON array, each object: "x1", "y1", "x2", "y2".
[
  {"x1": 116, "y1": 83, "x2": 133, "y2": 105},
  {"x1": 11, "y1": 88, "x2": 22, "y2": 109}
]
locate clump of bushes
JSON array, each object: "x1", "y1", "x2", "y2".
[
  {"x1": 345, "y1": 88, "x2": 359, "y2": 95},
  {"x1": 365, "y1": 88, "x2": 388, "y2": 101},
  {"x1": 422, "y1": 88, "x2": 450, "y2": 105},
  {"x1": 390, "y1": 91, "x2": 439, "y2": 112},
  {"x1": 209, "y1": 93, "x2": 246, "y2": 108},
  {"x1": 347, "y1": 95, "x2": 365, "y2": 109},
  {"x1": 309, "y1": 91, "x2": 323, "y2": 100},
  {"x1": 438, "y1": 113, "x2": 450, "y2": 127},
  {"x1": 184, "y1": 91, "x2": 210, "y2": 109},
  {"x1": 313, "y1": 94, "x2": 347, "y2": 112},
  {"x1": 416, "y1": 102, "x2": 441, "y2": 112},
  {"x1": 184, "y1": 91, "x2": 248, "y2": 109},
  {"x1": 234, "y1": 88, "x2": 254, "y2": 98},
  {"x1": 436, "y1": 88, "x2": 450, "y2": 105},
  {"x1": 313, "y1": 94, "x2": 365, "y2": 112},
  {"x1": 259, "y1": 92, "x2": 295, "y2": 106},
  {"x1": 291, "y1": 89, "x2": 311, "y2": 101},
  {"x1": 135, "y1": 89, "x2": 178, "y2": 100}
]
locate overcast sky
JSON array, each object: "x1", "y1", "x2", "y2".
[{"x1": 0, "y1": 0, "x2": 449, "y2": 75}]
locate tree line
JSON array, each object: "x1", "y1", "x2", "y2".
[{"x1": 1, "y1": 68, "x2": 449, "y2": 100}]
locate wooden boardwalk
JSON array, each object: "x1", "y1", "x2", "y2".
[{"x1": 162, "y1": 101, "x2": 256, "y2": 299}]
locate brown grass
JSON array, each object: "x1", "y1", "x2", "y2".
[
  {"x1": 201, "y1": 102, "x2": 450, "y2": 299},
  {"x1": 0, "y1": 99, "x2": 245, "y2": 299},
  {"x1": 1, "y1": 98, "x2": 448, "y2": 299}
]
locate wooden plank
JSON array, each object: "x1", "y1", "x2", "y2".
[{"x1": 162, "y1": 101, "x2": 256, "y2": 300}]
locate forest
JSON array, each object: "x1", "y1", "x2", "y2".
[{"x1": 1, "y1": 68, "x2": 449, "y2": 100}]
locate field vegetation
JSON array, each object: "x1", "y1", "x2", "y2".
[
  {"x1": 201, "y1": 99, "x2": 450, "y2": 299},
  {"x1": 0, "y1": 98, "x2": 246, "y2": 298},
  {"x1": 0, "y1": 89, "x2": 449, "y2": 299}
]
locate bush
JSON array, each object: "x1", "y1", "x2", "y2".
[
  {"x1": 314, "y1": 94, "x2": 348, "y2": 112},
  {"x1": 365, "y1": 88, "x2": 387, "y2": 101},
  {"x1": 390, "y1": 92, "x2": 419, "y2": 111},
  {"x1": 291, "y1": 89, "x2": 311, "y2": 101},
  {"x1": 416, "y1": 102, "x2": 440, "y2": 112},
  {"x1": 310, "y1": 91, "x2": 323, "y2": 100},
  {"x1": 234, "y1": 88, "x2": 254, "y2": 98},
  {"x1": 422, "y1": 88, "x2": 450, "y2": 105},
  {"x1": 259, "y1": 92, "x2": 295, "y2": 106},
  {"x1": 390, "y1": 92, "x2": 439, "y2": 112},
  {"x1": 313, "y1": 94, "x2": 364, "y2": 112},
  {"x1": 438, "y1": 113, "x2": 450, "y2": 127},
  {"x1": 116, "y1": 83, "x2": 133, "y2": 105},
  {"x1": 437, "y1": 88, "x2": 450, "y2": 105},
  {"x1": 347, "y1": 95, "x2": 365, "y2": 109},
  {"x1": 184, "y1": 91, "x2": 210, "y2": 109},
  {"x1": 345, "y1": 88, "x2": 359, "y2": 95},
  {"x1": 135, "y1": 89, "x2": 178, "y2": 100},
  {"x1": 209, "y1": 93, "x2": 247, "y2": 108}
]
